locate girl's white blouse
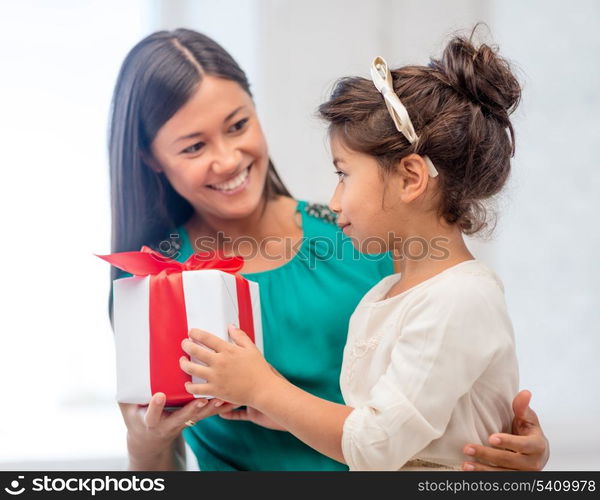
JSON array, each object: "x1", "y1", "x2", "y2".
[{"x1": 340, "y1": 260, "x2": 519, "y2": 471}]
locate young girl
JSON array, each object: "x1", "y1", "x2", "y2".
[{"x1": 180, "y1": 34, "x2": 524, "y2": 470}]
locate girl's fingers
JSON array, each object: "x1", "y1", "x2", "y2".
[
  {"x1": 184, "y1": 382, "x2": 213, "y2": 397},
  {"x1": 180, "y1": 357, "x2": 211, "y2": 380},
  {"x1": 189, "y1": 329, "x2": 230, "y2": 353},
  {"x1": 227, "y1": 324, "x2": 253, "y2": 348},
  {"x1": 181, "y1": 338, "x2": 216, "y2": 365}
]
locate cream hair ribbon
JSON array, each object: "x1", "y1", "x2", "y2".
[{"x1": 370, "y1": 56, "x2": 439, "y2": 177}]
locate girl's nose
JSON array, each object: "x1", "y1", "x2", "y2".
[{"x1": 328, "y1": 184, "x2": 342, "y2": 213}]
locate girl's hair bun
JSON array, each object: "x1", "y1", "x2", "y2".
[
  {"x1": 428, "y1": 34, "x2": 521, "y2": 126},
  {"x1": 319, "y1": 26, "x2": 522, "y2": 236}
]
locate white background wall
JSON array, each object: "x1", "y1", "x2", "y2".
[{"x1": 0, "y1": 0, "x2": 598, "y2": 470}]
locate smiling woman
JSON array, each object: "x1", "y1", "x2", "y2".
[
  {"x1": 108, "y1": 29, "x2": 291, "y2": 318},
  {"x1": 147, "y1": 77, "x2": 271, "y2": 218}
]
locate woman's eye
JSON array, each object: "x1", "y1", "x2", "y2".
[
  {"x1": 229, "y1": 118, "x2": 249, "y2": 133},
  {"x1": 182, "y1": 142, "x2": 206, "y2": 154}
]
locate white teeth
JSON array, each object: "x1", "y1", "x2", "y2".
[{"x1": 210, "y1": 167, "x2": 249, "y2": 191}]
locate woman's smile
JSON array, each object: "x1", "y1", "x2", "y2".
[{"x1": 207, "y1": 163, "x2": 252, "y2": 195}]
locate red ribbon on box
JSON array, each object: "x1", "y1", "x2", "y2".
[{"x1": 97, "y1": 246, "x2": 255, "y2": 406}]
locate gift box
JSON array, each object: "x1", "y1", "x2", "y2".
[{"x1": 96, "y1": 246, "x2": 263, "y2": 407}]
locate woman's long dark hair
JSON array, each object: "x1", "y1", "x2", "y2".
[{"x1": 108, "y1": 29, "x2": 291, "y2": 327}]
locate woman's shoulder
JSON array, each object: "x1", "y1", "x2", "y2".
[
  {"x1": 296, "y1": 199, "x2": 394, "y2": 277},
  {"x1": 297, "y1": 199, "x2": 340, "y2": 241},
  {"x1": 298, "y1": 200, "x2": 338, "y2": 227}
]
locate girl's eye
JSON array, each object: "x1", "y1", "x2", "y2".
[
  {"x1": 182, "y1": 142, "x2": 206, "y2": 154},
  {"x1": 229, "y1": 117, "x2": 249, "y2": 133},
  {"x1": 334, "y1": 170, "x2": 346, "y2": 181}
]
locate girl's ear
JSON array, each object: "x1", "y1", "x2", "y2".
[{"x1": 397, "y1": 154, "x2": 431, "y2": 203}]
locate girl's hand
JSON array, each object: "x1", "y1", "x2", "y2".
[
  {"x1": 180, "y1": 325, "x2": 276, "y2": 407},
  {"x1": 462, "y1": 390, "x2": 549, "y2": 471},
  {"x1": 219, "y1": 406, "x2": 287, "y2": 431},
  {"x1": 219, "y1": 358, "x2": 289, "y2": 431},
  {"x1": 119, "y1": 391, "x2": 239, "y2": 469}
]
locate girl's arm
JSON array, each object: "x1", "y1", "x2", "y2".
[
  {"x1": 180, "y1": 326, "x2": 352, "y2": 464},
  {"x1": 254, "y1": 375, "x2": 352, "y2": 463}
]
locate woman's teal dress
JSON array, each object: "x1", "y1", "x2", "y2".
[{"x1": 118, "y1": 200, "x2": 394, "y2": 470}]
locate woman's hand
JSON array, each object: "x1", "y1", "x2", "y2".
[
  {"x1": 219, "y1": 406, "x2": 287, "y2": 431},
  {"x1": 462, "y1": 390, "x2": 549, "y2": 471},
  {"x1": 180, "y1": 325, "x2": 277, "y2": 407},
  {"x1": 119, "y1": 391, "x2": 239, "y2": 470}
]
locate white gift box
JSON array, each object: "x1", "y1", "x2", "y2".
[{"x1": 112, "y1": 269, "x2": 262, "y2": 406}]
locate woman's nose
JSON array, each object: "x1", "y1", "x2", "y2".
[{"x1": 210, "y1": 140, "x2": 242, "y2": 175}]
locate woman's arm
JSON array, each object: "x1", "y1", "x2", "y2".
[
  {"x1": 119, "y1": 392, "x2": 239, "y2": 470},
  {"x1": 126, "y1": 430, "x2": 186, "y2": 471}
]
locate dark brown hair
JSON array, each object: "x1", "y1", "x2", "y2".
[
  {"x1": 318, "y1": 31, "x2": 521, "y2": 235},
  {"x1": 107, "y1": 29, "x2": 291, "y2": 325}
]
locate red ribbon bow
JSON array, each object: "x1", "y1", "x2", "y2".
[
  {"x1": 96, "y1": 245, "x2": 245, "y2": 276},
  {"x1": 97, "y1": 246, "x2": 255, "y2": 406}
]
